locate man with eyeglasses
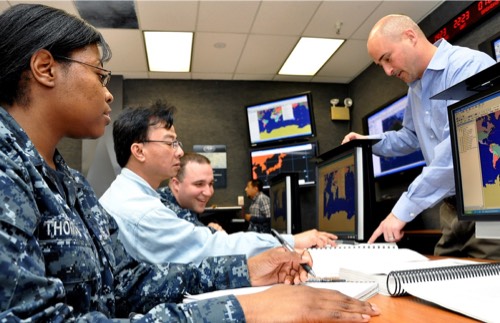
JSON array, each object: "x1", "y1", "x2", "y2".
[{"x1": 101, "y1": 101, "x2": 338, "y2": 266}]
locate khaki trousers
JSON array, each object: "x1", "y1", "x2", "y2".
[{"x1": 434, "y1": 201, "x2": 500, "y2": 260}]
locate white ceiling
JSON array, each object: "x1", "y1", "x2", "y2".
[{"x1": 1, "y1": 0, "x2": 443, "y2": 83}]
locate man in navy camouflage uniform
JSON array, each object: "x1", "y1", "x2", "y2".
[{"x1": 0, "y1": 3, "x2": 380, "y2": 322}]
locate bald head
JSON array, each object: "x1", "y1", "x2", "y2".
[
  {"x1": 367, "y1": 14, "x2": 436, "y2": 83},
  {"x1": 368, "y1": 14, "x2": 423, "y2": 42}
]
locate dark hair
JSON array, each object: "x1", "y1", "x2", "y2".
[
  {"x1": 248, "y1": 178, "x2": 264, "y2": 192},
  {"x1": 0, "y1": 3, "x2": 111, "y2": 106},
  {"x1": 176, "y1": 153, "x2": 211, "y2": 182},
  {"x1": 113, "y1": 100, "x2": 177, "y2": 168}
]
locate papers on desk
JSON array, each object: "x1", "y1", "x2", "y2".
[
  {"x1": 308, "y1": 243, "x2": 429, "y2": 280},
  {"x1": 402, "y1": 273, "x2": 500, "y2": 323},
  {"x1": 387, "y1": 261, "x2": 500, "y2": 323},
  {"x1": 183, "y1": 281, "x2": 379, "y2": 303},
  {"x1": 313, "y1": 244, "x2": 500, "y2": 323}
]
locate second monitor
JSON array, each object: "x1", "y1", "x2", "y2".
[
  {"x1": 269, "y1": 172, "x2": 301, "y2": 234},
  {"x1": 316, "y1": 140, "x2": 377, "y2": 242}
]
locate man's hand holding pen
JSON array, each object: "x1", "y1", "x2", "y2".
[
  {"x1": 247, "y1": 246, "x2": 313, "y2": 286},
  {"x1": 271, "y1": 228, "x2": 317, "y2": 278}
]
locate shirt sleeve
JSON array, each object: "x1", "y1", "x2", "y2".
[
  {"x1": 116, "y1": 196, "x2": 279, "y2": 265},
  {"x1": 130, "y1": 295, "x2": 245, "y2": 322},
  {"x1": 112, "y1": 235, "x2": 250, "y2": 321}
]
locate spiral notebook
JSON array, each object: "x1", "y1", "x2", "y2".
[
  {"x1": 338, "y1": 258, "x2": 476, "y2": 295},
  {"x1": 387, "y1": 262, "x2": 500, "y2": 322},
  {"x1": 308, "y1": 243, "x2": 428, "y2": 280}
]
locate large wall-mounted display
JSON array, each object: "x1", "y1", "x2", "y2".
[{"x1": 245, "y1": 91, "x2": 316, "y2": 148}]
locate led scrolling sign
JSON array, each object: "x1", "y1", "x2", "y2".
[{"x1": 428, "y1": 0, "x2": 500, "y2": 44}]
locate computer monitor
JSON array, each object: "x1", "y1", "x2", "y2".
[
  {"x1": 315, "y1": 140, "x2": 377, "y2": 241},
  {"x1": 448, "y1": 85, "x2": 500, "y2": 239},
  {"x1": 363, "y1": 95, "x2": 426, "y2": 178},
  {"x1": 269, "y1": 172, "x2": 301, "y2": 234},
  {"x1": 494, "y1": 37, "x2": 500, "y2": 63},
  {"x1": 250, "y1": 141, "x2": 317, "y2": 189},
  {"x1": 479, "y1": 31, "x2": 500, "y2": 63},
  {"x1": 245, "y1": 92, "x2": 316, "y2": 147}
]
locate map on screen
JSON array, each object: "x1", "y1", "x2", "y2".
[
  {"x1": 476, "y1": 110, "x2": 500, "y2": 201},
  {"x1": 250, "y1": 142, "x2": 316, "y2": 188},
  {"x1": 257, "y1": 101, "x2": 312, "y2": 140},
  {"x1": 452, "y1": 89, "x2": 500, "y2": 216},
  {"x1": 246, "y1": 92, "x2": 315, "y2": 147},
  {"x1": 317, "y1": 152, "x2": 356, "y2": 234}
]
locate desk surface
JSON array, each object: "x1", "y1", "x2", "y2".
[
  {"x1": 368, "y1": 294, "x2": 479, "y2": 323},
  {"x1": 367, "y1": 255, "x2": 488, "y2": 323}
]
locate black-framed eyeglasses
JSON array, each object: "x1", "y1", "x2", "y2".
[
  {"x1": 55, "y1": 55, "x2": 112, "y2": 87},
  {"x1": 142, "y1": 140, "x2": 183, "y2": 150}
]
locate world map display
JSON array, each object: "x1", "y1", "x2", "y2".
[
  {"x1": 257, "y1": 101, "x2": 312, "y2": 141},
  {"x1": 317, "y1": 154, "x2": 356, "y2": 233},
  {"x1": 251, "y1": 145, "x2": 315, "y2": 188},
  {"x1": 476, "y1": 111, "x2": 500, "y2": 207}
]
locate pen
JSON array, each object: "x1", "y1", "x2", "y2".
[{"x1": 270, "y1": 228, "x2": 316, "y2": 277}]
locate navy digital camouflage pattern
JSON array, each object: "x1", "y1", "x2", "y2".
[
  {"x1": 157, "y1": 186, "x2": 217, "y2": 233},
  {"x1": 0, "y1": 107, "x2": 248, "y2": 322}
]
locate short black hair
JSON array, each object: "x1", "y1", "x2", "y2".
[
  {"x1": 248, "y1": 178, "x2": 264, "y2": 192},
  {"x1": 0, "y1": 4, "x2": 111, "y2": 106},
  {"x1": 176, "y1": 153, "x2": 211, "y2": 182},
  {"x1": 113, "y1": 100, "x2": 177, "y2": 168}
]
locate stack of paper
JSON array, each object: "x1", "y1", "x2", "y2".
[
  {"x1": 183, "y1": 281, "x2": 379, "y2": 303},
  {"x1": 308, "y1": 243, "x2": 429, "y2": 280}
]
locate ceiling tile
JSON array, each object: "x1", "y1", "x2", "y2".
[
  {"x1": 197, "y1": 1, "x2": 259, "y2": 33},
  {"x1": 0, "y1": 1, "x2": 10, "y2": 12},
  {"x1": 351, "y1": 1, "x2": 442, "y2": 39},
  {"x1": 251, "y1": 1, "x2": 321, "y2": 35},
  {"x1": 236, "y1": 34, "x2": 298, "y2": 74},
  {"x1": 304, "y1": 1, "x2": 380, "y2": 38},
  {"x1": 233, "y1": 73, "x2": 275, "y2": 81},
  {"x1": 318, "y1": 39, "x2": 372, "y2": 79},
  {"x1": 192, "y1": 32, "x2": 247, "y2": 73},
  {"x1": 99, "y1": 29, "x2": 147, "y2": 73},
  {"x1": 136, "y1": 0, "x2": 197, "y2": 31}
]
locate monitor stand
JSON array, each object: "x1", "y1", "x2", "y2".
[{"x1": 476, "y1": 222, "x2": 500, "y2": 240}]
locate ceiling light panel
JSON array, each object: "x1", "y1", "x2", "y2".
[
  {"x1": 144, "y1": 31, "x2": 193, "y2": 72},
  {"x1": 279, "y1": 37, "x2": 344, "y2": 76}
]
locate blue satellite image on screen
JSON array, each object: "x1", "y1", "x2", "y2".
[
  {"x1": 379, "y1": 109, "x2": 424, "y2": 173},
  {"x1": 323, "y1": 166, "x2": 355, "y2": 221},
  {"x1": 257, "y1": 102, "x2": 310, "y2": 134}
]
